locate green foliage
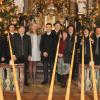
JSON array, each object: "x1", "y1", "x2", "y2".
[{"x1": 0, "y1": 0, "x2": 17, "y2": 32}]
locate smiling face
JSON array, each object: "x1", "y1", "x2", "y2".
[
  {"x1": 68, "y1": 26, "x2": 74, "y2": 33},
  {"x1": 62, "y1": 31, "x2": 67, "y2": 39},
  {"x1": 46, "y1": 24, "x2": 52, "y2": 33},
  {"x1": 84, "y1": 29, "x2": 89, "y2": 36},
  {"x1": 95, "y1": 27, "x2": 100, "y2": 36},
  {"x1": 18, "y1": 26, "x2": 25, "y2": 35},
  {"x1": 31, "y1": 23, "x2": 38, "y2": 33},
  {"x1": 9, "y1": 25, "x2": 15, "y2": 33},
  {"x1": 54, "y1": 23, "x2": 61, "y2": 31}
]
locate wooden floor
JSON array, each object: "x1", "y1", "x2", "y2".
[{"x1": 4, "y1": 81, "x2": 100, "y2": 100}]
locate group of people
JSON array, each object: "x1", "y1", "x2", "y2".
[{"x1": 0, "y1": 21, "x2": 100, "y2": 88}]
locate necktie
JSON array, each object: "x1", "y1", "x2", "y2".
[
  {"x1": 21, "y1": 36, "x2": 24, "y2": 56},
  {"x1": 85, "y1": 42, "x2": 86, "y2": 55},
  {"x1": 95, "y1": 37, "x2": 99, "y2": 55}
]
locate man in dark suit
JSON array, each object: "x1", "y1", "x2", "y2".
[
  {"x1": 52, "y1": 21, "x2": 62, "y2": 83},
  {"x1": 3, "y1": 24, "x2": 17, "y2": 63},
  {"x1": 52, "y1": 21, "x2": 62, "y2": 43},
  {"x1": 53, "y1": 21, "x2": 62, "y2": 59},
  {"x1": 40, "y1": 23, "x2": 56, "y2": 84},
  {"x1": 92, "y1": 26, "x2": 100, "y2": 65},
  {"x1": 64, "y1": 25, "x2": 78, "y2": 80},
  {"x1": 79, "y1": 28, "x2": 90, "y2": 64},
  {"x1": 0, "y1": 32, "x2": 5, "y2": 63},
  {"x1": 13, "y1": 26, "x2": 32, "y2": 85}
]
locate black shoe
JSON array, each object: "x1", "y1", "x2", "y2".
[
  {"x1": 61, "y1": 84, "x2": 66, "y2": 88},
  {"x1": 24, "y1": 82, "x2": 29, "y2": 86},
  {"x1": 41, "y1": 81, "x2": 48, "y2": 85},
  {"x1": 72, "y1": 77, "x2": 78, "y2": 81}
]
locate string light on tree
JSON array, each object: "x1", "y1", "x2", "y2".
[{"x1": 0, "y1": 0, "x2": 3, "y2": 4}]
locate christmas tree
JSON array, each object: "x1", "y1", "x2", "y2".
[{"x1": 0, "y1": 0, "x2": 17, "y2": 32}]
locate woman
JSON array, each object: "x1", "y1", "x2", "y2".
[
  {"x1": 29, "y1": 23, "x2": 41, "y2": 84},
  {"x1": 57, "y1": 30, "x2": 68, "y2": 88}
]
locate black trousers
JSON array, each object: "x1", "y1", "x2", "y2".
[
  {"x1": 72, "y1": 53, "x2": 79, "y2": 80},
  {"x1": 0, "y1": 56, "x2": 10, "y2": 64},
  {"x1": 94, "y1": 55, "x2": 100, "y2": 65},
  {"x1": 43, "y1": 61, "x2": 53, "y2": 82},
  {"x1": 16, "y1": 56, "x2": 28, "y2": 85}
]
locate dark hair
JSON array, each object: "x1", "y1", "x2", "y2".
[
  {"x1": 83, "y1": 27, "x2": 90, "y2": 32},
  {"x1": 54, "y1": 21, "x2": 62, "y2": 26},
  {"x1": 62, "y1": 30, "x2": 67, "y2": 34},
  {"x1": 7, "y1": 24, "x2": 16, "y2": 30},
  {"x1": 66, "y1": 25, "x2": 75, "y2": 34},
  {"x1": 67, "y1": 25, "x2": 75, "y2": 29},
  {"x1": 94, "y1": 26, "x2": 100, "y2": 32},
  {"x1": 61, "y1": 30, "x2": 68, "y2": 40},
  {"x1": 17, "y1": 25, "x2": 25, "y2": 30},
  {"x1": 46, "y1": 23, "x2": 52, "y2": 27}
]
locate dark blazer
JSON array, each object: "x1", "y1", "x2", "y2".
[
  {"x1": 92, "y1": 34, "x2": 100, "y2": 56},
  {"x1": 92, "y1": 34, "x2": 100, "y2": 65},
  {"x1": 52, "y1": 30, "x2": 62, "y2": 57},
  {"x1": 0, "y1": 35, "x2": 5, "y2": 60},
  {"x1": 40, "y1": 31, "x2": 56, "y2": 63},
  {"x1": 79, "y1": 36, "x2": 90, "y2": 64},
  {"x1": 52, "y1": 30, "x2": 62, "y2": 45},
  {"x1": 2, "y1": 33, "x2": 17, "y2": 63},
  {"x1": 13, "y1": 33, "x2": 32, "y2": 58},
  {"x1": 64, "y1": 34, "x2": 75, "y2": 63}
]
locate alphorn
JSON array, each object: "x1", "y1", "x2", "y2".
[
  {"x1": 89, "y1": 35, "x2": 98, "y2": 100},
  {"x1": 48, "y1": 36, "x2": 60, "y2": 100},
  {"x1": 65, "y1": 36, "x2": 77, "y2": 100},
  {"x1": 0, "y1": 2, "x2": 5, "y2": 100},
  {"x1": 0, "y1": 78, "x2": 4, "y2": 100},
  {"x1": 81, "y1": 36, "x2": 85, "y2": 100},
  {"x1": 8, "y1": 33, "x2": 21, "y2": 100}
]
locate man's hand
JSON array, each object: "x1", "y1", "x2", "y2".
[
  {"x1": 28, "y1": 56, "x2": 31, "y2": 61},
  {"x1": 1, "y1": 57, "x2": 5, "y2": 62},
  {"x1": 89, "y1": 61, "x2": 94, "y2": 66},
  {"x1": 43, "y1": 52, "x2": 48, "y2": 57},
  {"x1": 58, "y1": 54, "x2": 63, "y2": 58},
  {"x1": 13, "y1": 55, "x2": 17, "y2": 61},
  {"x1": 90, "y1": 38, "x2": 94, "y2": 44}
]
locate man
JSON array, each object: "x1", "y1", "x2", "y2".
[
  {"x1": 13, "y1": 26, "x2": 31, "y2": 85},
  {"x1": 53, "y1": 21, "x2": 62, "y2": 41},
  {"x1": 52, "y1": 21, "x2": 62, "y2": 83},
  {"x1": 3, "y1": 24, "x2": 17, "y2": 63},
  {"x1": 64, "y1": 25, "x2": 78, "y2": 80},
  {"x1": 40, "y1": 23, "x2": 55, "y2": 84},
  {"x1": 79, "y1": 28, "x2": 90, "y2": 64},
  {"x1": 53, "y1": 21, "x2": 62, "y2": 50},
  {"x1": 92, "y1": 26, "x2": 100, "y2": 65},
  {"x1": 53, "y1": 21, "x2": 62, "y2": 57},
  {"x1": 0, "y1": 31, "x2": 5, "y2": 63}
]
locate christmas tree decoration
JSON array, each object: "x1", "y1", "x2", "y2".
[{"x1": 0, "y1": 0, "x2": 18, "y2": 32}]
